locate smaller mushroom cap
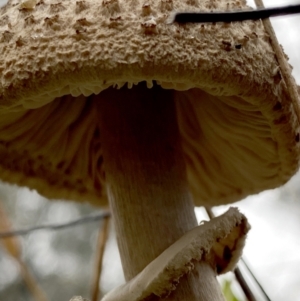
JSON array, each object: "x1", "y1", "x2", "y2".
[{"x1": 101, "y1": 207, "x2": 250, "y2": 301}]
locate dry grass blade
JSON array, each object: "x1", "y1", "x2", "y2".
[
  {"x1": 254, "y1": 0, "x2": 300, "y2": 125},
  {"x1": 0, "y1": 200, "x2": 50, "y2": 301},
  {"x1": 18, "y1": 261, "x2": 50, "y2": 301},
  {"x1": 0, "y1": 202, "x2": 21, "y2": 260},
  {"x1": 91, "y1": 214, "x2": 110, "y2": 301}
]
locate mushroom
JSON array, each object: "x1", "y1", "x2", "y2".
[{"x1": 0, "y1": 0, "x2": 299, "y2": 300}]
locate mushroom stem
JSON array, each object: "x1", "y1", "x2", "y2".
[{"x1": 97, "y1": 82, "x2": 225, "y2": 301}]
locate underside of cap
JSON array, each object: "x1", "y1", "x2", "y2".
[{"x1": 0, "y1": 0, "x2": 299, "y2": 206}]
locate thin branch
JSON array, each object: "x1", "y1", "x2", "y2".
[
  {"x1": 0, "y1": 211, "x2": 111, "y2": 238},
  {"x1": 173, "y1": 4, "x2": 300, "y2": 23},
  {"x1": 91, "y1": 215, "x2": 110, "y2": 301},
  {"x1": 0, "y1": 201, "x2": 50, "y2": 301}
]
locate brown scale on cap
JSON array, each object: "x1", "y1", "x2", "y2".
[
  {"x1": 75, "y1": 0, "x2": 89, "y2": 13},
  {"x1": 141, "y1": 19, "x2": 157, "y2": 34},
  {"x1": 24, "y1": 15, "x2": 36, "y2": 26},
  {"x1": 142, "y1": 2, "x2": 151, "y2": 16},
  {"x1": 1, "y1": 30, "x2": 13, "y2": 42},
  {"x1": 160, "y1": 0, "x2": 173, "y2": 12},
  {"x1": 102, "y1": 0, "x2": 121, "y2": 16},
  {"x1": 49, "y1": 2, "x2": 66, "y2": 13},
  {"x1": 44, "y1": 15, "x2": 60, "y2": 30}
]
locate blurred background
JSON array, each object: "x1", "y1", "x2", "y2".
[{"x1": 0, "y1": 0, "x2": 300, "y2": 300}]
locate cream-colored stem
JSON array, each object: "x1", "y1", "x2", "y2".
[{"x1": 97, "y1": 82, "x2": 224, "y2": 301}]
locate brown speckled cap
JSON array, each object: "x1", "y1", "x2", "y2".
[{"x1": 0, "y1": 0, "x2": 299, "y2": 206}]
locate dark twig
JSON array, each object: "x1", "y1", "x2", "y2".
[
  {"x1": 234, "y1": 265, "x2": 257, "y2": 301},
  {"x1": 173, "y1": 4, "x2": 300, "y2": 23},
  {"x1": 240, "y1": 258, "x2": 272, "y2": 301}
]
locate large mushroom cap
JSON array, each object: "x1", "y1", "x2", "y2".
[{"x1": 0, "y1": 0, "x2": 299, "y2": 206}]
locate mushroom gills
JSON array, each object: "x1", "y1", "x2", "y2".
[{"x1": 0, "y1": 81, "x2": 287, "y2": 207}]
